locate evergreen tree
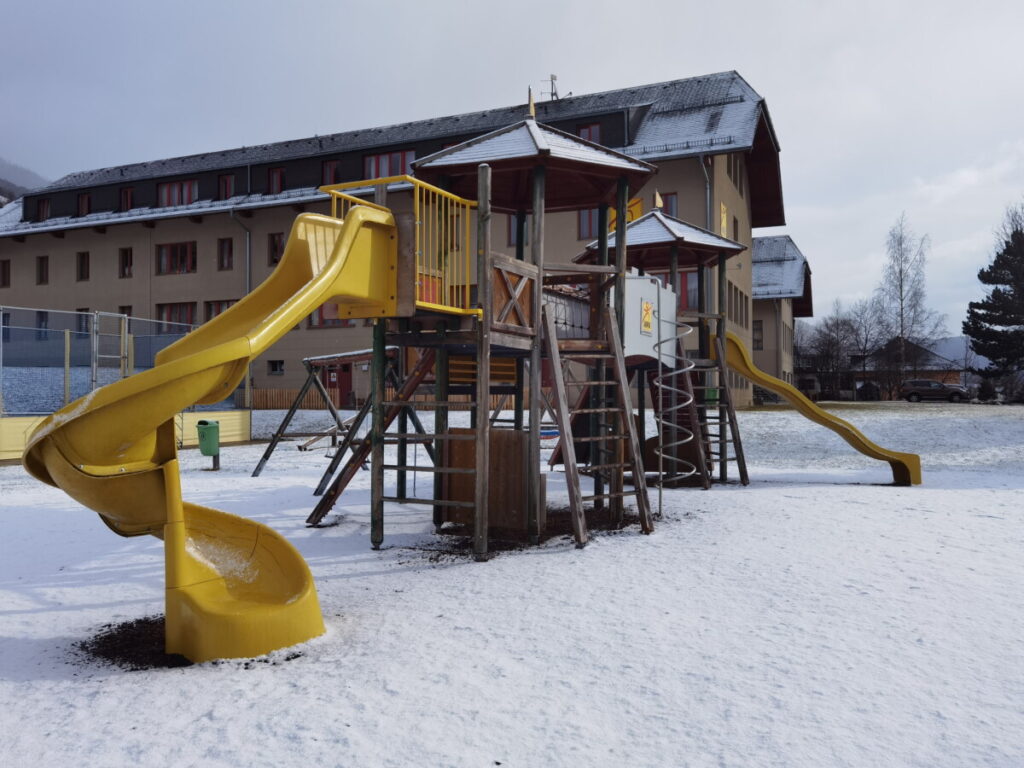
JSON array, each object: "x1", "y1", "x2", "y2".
[{"x1": 962, "y1": 204, "x2": 1024, "y2": 376}]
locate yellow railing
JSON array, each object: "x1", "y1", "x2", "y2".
[{"x1": 320, "y1": 175, "x2": 479, "y2": 316}]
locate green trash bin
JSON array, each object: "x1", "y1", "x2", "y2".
[
  {"x1": 705, "y1": 388, "x2": 719, "y2": 405},
  {"x1": 196, "y1": 419, "x2": 220, "y2": 457}
]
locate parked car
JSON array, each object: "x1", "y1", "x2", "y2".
[{"x1": 900, "y1": 379, "x2": 969, "y2": 402}]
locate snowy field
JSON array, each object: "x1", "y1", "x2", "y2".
[{"x1": 1, "y1": 402, "x2": 1022, "y2": 766}]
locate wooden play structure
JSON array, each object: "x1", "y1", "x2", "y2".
[{"x1": 300, "y1": 115, "x2": 762, "y2": 559}]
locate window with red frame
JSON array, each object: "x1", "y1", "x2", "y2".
[
  {"x1": 268, "y1": 233, "x2": 285, "y2": 265},
  {"x1": 218, "y1": 174, "x2": 235, "y2": 200},
  {"x1": 37, "y1": 199, "x2": 50, "y2": 221},
  {"x1": 649, "y1": 269, "x2": 699, "y2": 311},
  {"x1": 155, "y1": 242, "x2": 197, "y2": 274},
  {"x1": 578, "y1": 123, "x2": 601, "y2": 143},
  {"x1": 120, "y1": 187, "x2": 134, "y2": 211},
  {"x1": 77, "y1": 193, "x2": 91, "y2": 217},
  {"x1": 217, "y1": 238, "x2": 233, "y2": 270},
  {"x1": 363, "y1": 150, "x2": 415, "y2": 178},
  {"x1": 157, "y1": 180, "x2": 198, "y2": 207},
  {"x1": 578, "y1": 208, "x2": 600, "y2": 240},
  {"x1": 156, "y1": 302, "x2": 196, "y2": 331},
  {"x1": 322, "y1": 160, "x2": 341, "y2": 185},
  {"x1": 268, "y1": 167, "x2": 285, "y2": 194},
  {"x1": 205, "y1": 299, "x2": 237, "y2": 321}
]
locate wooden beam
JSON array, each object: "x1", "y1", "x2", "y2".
[
  {"x1": 92, "y1": 226, "x2": 107, "y2": 234},
  {"x1": 474, "y1": 164, "x2": 492, "y2": 561},
  {"x1": 370, "y1": 319, "x2": 386, "y2": 549},
  {"x1": 143, "y1": 220, "x2": 156, "y2": 229},
  {"x1": 50, "y1": 230, "x2": 65, "y2": 239},
  {"x1": 188, "y1": 215, "x2": 203, "y2": 224},
  {"x1": 527, "y1": 164, "x2": 546, "y2": 543}
]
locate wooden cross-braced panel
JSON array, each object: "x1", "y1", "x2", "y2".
[{"x1": 490, "y1": 253, "x2": 537, "y2": 336}]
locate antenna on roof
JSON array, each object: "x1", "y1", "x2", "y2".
[{"x1": 542, "y1": 74, "x2": 560, "y2": 101}]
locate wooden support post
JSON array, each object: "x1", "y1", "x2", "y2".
[
  {"x1": 474, "y1": 164, "x2": 492, "y2": 561},
  {"x1": 370, "y1": 319, "x2": 386, "y2": 549},
  {"x1": 397, "y1": 402, "x2": 408, "y2": 498},
  {"x1": 433, "y1": 348, "x2": 449, "y2": 531},
  {"x1": 514, "y1": 358, "x2": 524, "y2": 431},
  {"x1": 718, "y1": 250, "x2": 728, "y2": 484},
  {"x1": 515, "y1": 209, "x2": 526, "y2": 262},
  {"x1": 614, "y1": 177, "x2": 629, "y2": 338},
  {"x1": 527, "y1": 165, "x2": 546, "y2": 543},
  {"x1": 594, "y1": 203, "x2": 609, "y2": 512}
]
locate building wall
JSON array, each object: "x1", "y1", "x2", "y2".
[{"x1": 752, "y1": 298, "x2": 795, "y2": 384}]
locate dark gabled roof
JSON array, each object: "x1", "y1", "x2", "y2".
[
  {"x1": 752, "y1": 235, "x2": 813, "y2": 317},
  {"x1": 38, "y1": 70, "x2": 774, "y2": 191}
]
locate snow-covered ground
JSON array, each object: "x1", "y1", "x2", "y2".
[{"x1": 1, "y1": 402, "x2": 1022, "y2": 766}]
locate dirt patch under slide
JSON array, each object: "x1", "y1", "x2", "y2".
[{"x1": 72, "y1": 615, "x2": 304, "y2": 671}]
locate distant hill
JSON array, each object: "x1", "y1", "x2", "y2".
[{"x1": 0, "y1": 157, "x2": 50, "y2": 200}]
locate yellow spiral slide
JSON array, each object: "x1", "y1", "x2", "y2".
[
  {"x1": 717, "y1": 332, "x2": 922, "y2": 486},
  {"x1": 22, "y1": 206, "x2": 398, "y2": 662}
]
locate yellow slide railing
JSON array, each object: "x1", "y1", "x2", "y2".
[{"x1": 321, "y1": 175, "x2": 478, "y2": 316}]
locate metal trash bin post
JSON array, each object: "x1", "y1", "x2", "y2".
[{"x1": 197, "y1": 419, "x2": 221, "y2": 470}]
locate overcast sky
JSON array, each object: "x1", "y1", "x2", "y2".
[{"x1": 2, "y1": 0, "x2": 1022, "y2": 335}]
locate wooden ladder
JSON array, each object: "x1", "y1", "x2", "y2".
[
  {"x1": 544, "y1": 305, "x2": 654, "y2": 546},
  {"x1": 691, "y1": 336, "x2": 749, "y2": 485}
]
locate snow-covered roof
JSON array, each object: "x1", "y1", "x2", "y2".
[
  {"x1": 581, "y1": 208, "x2": 749, "y2": 257},
  {"x1": 0, "y1": 184, "x2": 406, "y2": 237},
  {"x1": 415, "y1": 119, "x2": 652, "y2": 174},
  {"x1": 752, "y1": 235, "x2": 809, "y2": 298},
  {"x1": 584, "y1": 209, "x2": 744, "y2": 253}
]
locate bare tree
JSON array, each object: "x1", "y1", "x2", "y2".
[
  {"x1": 808, "y1": 300, "x2": 855, "y2": 398},
  {"x1": 876, "y1": 213, "x2": 946, "y2": 380},
  {"x1": 847, "y1": 295, "x2": 886, "y2": 385}
]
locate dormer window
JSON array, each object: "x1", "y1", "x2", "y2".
[
  {"x1": 363, "y1": 150, "x2": 414, "y2": 178},
  {"x1": 120, "y1": 187, "x2": 134, "y2": 211},
  {"x1": 77, "y1": 193, "x2": 91, "y2": 217},
  {"x1": 157, "y1": 180, "x2": 198, "y2": 207},
  {"x1": 37, "y1": 199, "x2": 50, "y2": 221},
  {"x1": 322, "y1": 160, "x2": 340, "y2": 186},
  {"x1": 218, "y1": 174, "x2": 235, "y2": 200},
  {"x1": 268, "y1": 167, "x2": 285, "y2": 194},
  {"x1": 578, "y1": 123, "x2": 601, "y2": 143}
]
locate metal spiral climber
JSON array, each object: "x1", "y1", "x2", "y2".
[{"x1": 652, "y1": 313, "x2": 701, "y2": 497}]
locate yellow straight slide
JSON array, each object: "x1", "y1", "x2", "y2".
[
  {"x1": 716, "y1": 332, "x2": 922, "y2": 486},
  {"x1": 23, "y1": 206, "x2": 398, "y2": 662}
]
